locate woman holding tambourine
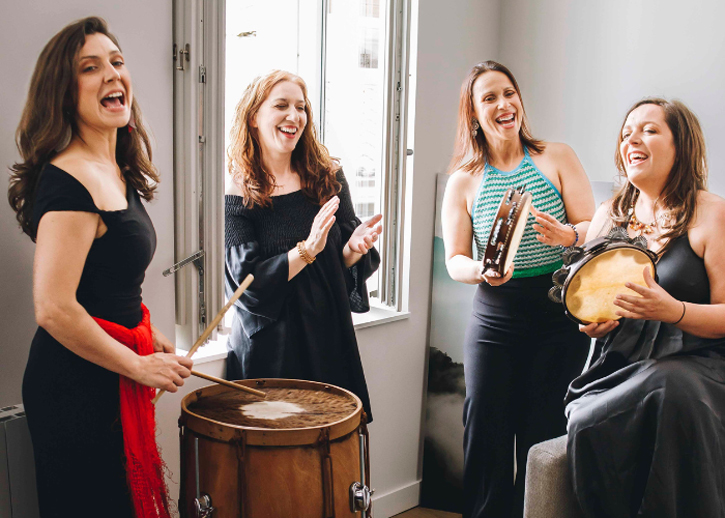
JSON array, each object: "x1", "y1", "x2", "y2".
[
  {"x1": 563, "y1": 98, "x2": 725, "y2": 518},
  {"x1": 441, "y1": 61, "x2": 595, "y2": 518}
]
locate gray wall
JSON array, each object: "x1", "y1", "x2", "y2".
[
  {"x1": 0, "y1": 2, "x2": 175, "y2": 407},
  {"x1": 499, "y1": 0, "x2": 725, "y2": 196}
]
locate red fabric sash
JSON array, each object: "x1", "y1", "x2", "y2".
[{"x1": 93, "y1": 304, "x2": 171, "y2": 518}]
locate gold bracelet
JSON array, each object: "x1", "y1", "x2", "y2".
[{"x1": 297, "y1": 241, "x2": 315, "y2": 264}]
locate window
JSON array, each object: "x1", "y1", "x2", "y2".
[{"x1": 172, "y1": 0, "x2": 411, "y2": 346}]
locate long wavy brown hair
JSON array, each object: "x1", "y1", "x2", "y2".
[
  {"x1": 609, "y1": 98, "x2": 707, "y2": 242},
  {"x1": 448, "y1": 60, "x2": 545, "y2": 175},
  {"x1": 227, "y1": 70, "x2": 339, "y2": 208},
  {"x1": 8, "y1": 16, "x2": 158, "y2": 240}
]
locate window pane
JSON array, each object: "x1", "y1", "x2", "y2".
[
  {"x1": 323, "y1": 0, "x2": 388, "y2": 297},
  {"x1": 225, "y1": 0, "x2": 320, "y2": 190}
]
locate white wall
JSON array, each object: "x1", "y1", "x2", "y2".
[
  {"x1": 499, "y1": 0, "x2": 725, "y2": 196},
  {"x1": 0, "y1": 3, "x2": 175, "y2": 409}
]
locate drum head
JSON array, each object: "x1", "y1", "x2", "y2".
[
  {"x1": 502, "y1": 194, "x2": 532, "y2": 274},
  {"x1": 181, "y1": 379, "x2": 363, "y2": 445},
  {"x1": 565, "y1": 247, "x2": 654, "y2": 323},
  {"x1": 188, "y1": 385, "x2": 357, "y2": 430}
]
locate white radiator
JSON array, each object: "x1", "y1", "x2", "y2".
[{"x1": 0, "y1": 404, "x2": 39, "y2": 518}]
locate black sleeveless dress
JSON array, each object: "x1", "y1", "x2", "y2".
[
  {"x1": 22, "y1": 164, "x2": 156, "y2": 518},
  {"x1": 565, "y1": 233, "x2": 725, "y2": 518}
]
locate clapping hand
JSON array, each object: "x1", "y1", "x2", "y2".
[
  {"x1": 305, "y1": 196, "x2": 340, "y2": 257},
  {"x1": 346, "y1": 214, "x2": 383, "y2": 255}
]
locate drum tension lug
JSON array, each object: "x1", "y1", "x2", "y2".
[
  {"x1": 194, "y1": 493, "x2": 214, "y2": 518},
  {"x1": 349, "y1": 481, "x2": 373, "y2": 513}
]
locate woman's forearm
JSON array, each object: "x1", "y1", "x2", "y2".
[
  {"x1": 36, "y1": 299, "x2": 142, "y2": 379},
  {"x1": 446, "y1": 255, "x2": 484, "y2": 285},
  {"x1": 342, "y1": 243, "x2": 363, "y2": 268},
  {"x1": 673, "y1": 302, "x2": 725, "y2": 339}
]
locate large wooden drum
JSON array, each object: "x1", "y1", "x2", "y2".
[{"x1": 179, "y1": 379, "x2": 372, "y2": 518}]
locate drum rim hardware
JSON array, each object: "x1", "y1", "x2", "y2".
[
  {"x1": 548, "y1": 226, "x2": 658, "y2": 324},
  {"x1": 349, "y1": 427, "x2": 374, "y2": 516}
]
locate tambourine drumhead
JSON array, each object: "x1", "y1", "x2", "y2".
[
  {"x1": 503, "y1": 194, "x2": 532, "y2": 274},
  {"x1": 565, "y1": 247, "x2": 655, "y2": 323}
]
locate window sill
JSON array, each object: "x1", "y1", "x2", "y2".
[
  {"x1": 178, "y1": 338, "x2": 228, "y2": 366},
  {"x1": 179, "y1": 305, "x2": 409, "y2": 364},
  {"x1": 353, "y1": 304, "x2": 410, "y2": 330}
]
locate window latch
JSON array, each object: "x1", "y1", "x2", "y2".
[
  {"x1": 163, "y1": 250, "x2": 205, "y2": 277},
  {"x1": 174, "y1": 43, "x2": 190, "y2": 71}
]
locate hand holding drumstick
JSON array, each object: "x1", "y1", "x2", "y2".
[{"x1": 152, "y1": 274, "x2": 263, "y2": 404}]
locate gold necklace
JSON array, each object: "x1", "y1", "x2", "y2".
[{"x1": 628, "y1": 197, "x2": 660, "y2": 235}]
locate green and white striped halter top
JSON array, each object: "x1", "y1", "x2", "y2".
[{"x1": 472, "y1": 147, "x2": 566, "y2": 278}]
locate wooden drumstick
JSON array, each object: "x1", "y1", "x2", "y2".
[
  {"x1": 190, "y1": 370, "x2": 266, "y2": 398},
  {"x1": 152, "y1": 274, "x2": 254, "y2": 404}
]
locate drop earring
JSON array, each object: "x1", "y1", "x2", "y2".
[{"x1": 471, "y1": 119, "x2": 479, "y2": 138}]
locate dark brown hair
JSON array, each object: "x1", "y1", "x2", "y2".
[
  {"x1": 8, "y1": 16, "x2": 159, "y2": 240},
  {"x1": 227, "y1": 70, "x2": 339, "y2": 208},
  {"x1": 609, "y1": 98, "x2": 707, "y2": 241},
  {"x1": 448, "y1": 60, "x2": 545, "y2": 175}
]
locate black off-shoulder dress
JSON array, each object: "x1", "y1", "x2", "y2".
[
  {"x1": 225, "y1": 171, "x2": 379, "y2": 421},
  {"x1": 565, "y1": 233, "x2": 725, "y2": 518},
  {"x1": 22, "y1": 164, "x2": 156, "y2": 518}
]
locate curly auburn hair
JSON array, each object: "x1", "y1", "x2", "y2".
[
  {"x1": 448, "y1": 60, "x2": 545, "y2": 175},
  {"x1": 227, "y1": 70, "x2": 339, "y2": 208},
  {"x1": 609, "y1": 98, "x2": 707, "y2": 242},
  {"x1": 8, "y1": 16, "x2": 159, "y2": 240}
]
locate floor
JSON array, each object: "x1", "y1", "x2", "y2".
[{"x1": 394, "y1": 508, "x2": 462, "y2": 518}]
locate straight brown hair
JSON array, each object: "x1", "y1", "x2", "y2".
[{"x1": 448, "y1": 60, "x2": 545, "y2": 175}]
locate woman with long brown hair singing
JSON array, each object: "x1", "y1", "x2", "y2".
[{"x1": 9, "y1": 17, "x2": 192, "y2": 517}]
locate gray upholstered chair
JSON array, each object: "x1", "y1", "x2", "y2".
[{"x1": 523, "y1": 435, "x2": 584, "y2": 518}]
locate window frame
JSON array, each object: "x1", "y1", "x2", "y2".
[{"x1": 172, "y1": 0, "x2": 411, "y2": 347}]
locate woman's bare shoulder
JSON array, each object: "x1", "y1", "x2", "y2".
[{"x1": 695, "y1": 190, "x2": 725, "y2": 229}]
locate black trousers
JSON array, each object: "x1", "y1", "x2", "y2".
[{"x1": 462, "y1": 275, "x2": 589, "y2": 518}]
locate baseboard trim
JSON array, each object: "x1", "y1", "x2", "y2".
[{"x1": 371, "y1": 479, "x2": 421, "y2": 518}]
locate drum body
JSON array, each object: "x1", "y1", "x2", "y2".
[
  {"x1": 549, "y1": 231, "x2": 658, "y2": 325},
  {"x1": 179, "y1": 379, "x2": 370, "y2": 518},
  {"x1": 483, "y1": 186, "x2": 532, "y2": 276}
]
